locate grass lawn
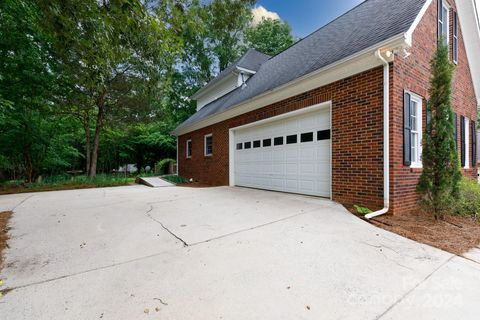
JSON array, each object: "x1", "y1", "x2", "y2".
[{"x1": 0, "y1": 174, "x2": 135, "y2": 195}]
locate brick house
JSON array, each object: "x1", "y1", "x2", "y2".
[{"x1": 173, "y1": 0, "x2": 480, "y2": 215}]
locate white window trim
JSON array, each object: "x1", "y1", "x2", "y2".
[
  {"x1": 453, "y1": 12, "x2": 458, "y2": 64},
  {"x1": 409, "y1": 93, "x2": 423, "y2": 168},
  {"x1": 204, "y1": 133, "x2": 213, "y2": 156},
  {"x1": 465, "y1": 117, "x2": 470, "y2": 168},
  {"x1": 186, "y1": 139, "x2": 192, "y2": 158}
]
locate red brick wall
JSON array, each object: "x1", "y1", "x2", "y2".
[
  {"x1": 179, "y1": 67, "x2": 385, "y2": 210},
  {"x1": 178, "y1": 0, "x2": 478, "y2": 215},
  {"x1": 390, "y1": 0, "x2": 478, "y2": 215}
]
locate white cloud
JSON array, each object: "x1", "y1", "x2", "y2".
[{"x1": 251, "y1": 5, "x2": 281, "y2": 26}]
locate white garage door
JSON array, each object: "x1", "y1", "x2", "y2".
[{"x1": 232, "y1": 106, "x2": 331, "y2": 197}]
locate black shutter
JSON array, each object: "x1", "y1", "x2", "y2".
[
  {"x1": 454, "y1": 113, "x2": 458, "y2": 150},
  {"x1": 404, "y1": 92, "x2": 412, "y2": 166},
  {"x1": 461, "y1": 115, "x2": 465, "y2": 167},
  {"x1": 472, "y1": 121, "x2": 477, "y2": 166}
]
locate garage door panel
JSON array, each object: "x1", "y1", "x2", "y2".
[{"x1": 234, "y1": 107, "x2": 331, "y2": 198}]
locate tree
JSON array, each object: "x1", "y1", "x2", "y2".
[
  {"x1": 36, "y1": 0, "x2": 185, "y2": 178},
  {"x1": 417, "y1": 40, "x2": 462, "y2": 219},
  {"x1": 205, "y1": 0, "x2": 255, "y2": 71},
  {"x1": 245, "y1": 17, "x2": 296, "y2": 56},
  {"x1": 0, "y1": 0, "x2": 79, "y2": 182}
]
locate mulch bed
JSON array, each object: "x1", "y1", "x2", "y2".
[
  {"x1": 350, "y1": 208, "x2": 480, "y2": 256},
  {"x1": 0, "y1": 211, "x2": 13, "y2": 271}
]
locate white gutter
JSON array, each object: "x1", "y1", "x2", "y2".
[{"x1": 365, "y1": 50, "x2": 391, "y2": 220}]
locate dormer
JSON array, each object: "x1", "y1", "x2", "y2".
[{"x1": 191, "y1": 49, "x2": 270, "y2": 111}]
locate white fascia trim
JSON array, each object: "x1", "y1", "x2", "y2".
[
  {"x1": 236, "y1": 66, "x2": 256, "y2": 74},
  {"x1": 405, "y1": 0, "x2": 433, "y2": 46},
  {"x1": 173, "y1": 33, "x2": 409, "y2": 136}
]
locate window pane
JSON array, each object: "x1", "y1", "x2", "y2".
[
  {"x1": 263, "y1": 139, "x2": 272, "y2": 147},
  {"x1": 274, "y1": 137, "x2": 283, "y2": 146},
  {"x1": 411, "y1": 133, "x2": 418, "y2": 162},
  {"x1": 205, "y1": 136, "x2": 213, "y2": 155},
  {"x1": 301, "y1": 132, "x2": 314, "y2": 142},
  {"x1": 317, "y1": 130, "x2": 331, "y2": 140},
  {"x1": 286, "y1": 134, "x2": 297, "y2": 144},
  {"x1": 187, "y1": 141, "x2": 192, "y2": 157},
  {"x1": 236, "y1": 143, "x2": 243, "y2": 150},
  {"x1": 253, "y1": 140, "x2": 261, "y2": 148},
  {"x1": 244, "y1": 141, "x2": 251, "y2": 149}
]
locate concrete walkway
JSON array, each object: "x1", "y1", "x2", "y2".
[
  {"x1": 137, "y1": 176, "x2": 174, "y2": 187},
  {"x1": 0, "y1": 186, "x2": 479, "y2": 319}
]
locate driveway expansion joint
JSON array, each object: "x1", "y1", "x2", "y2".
[{"x1": 374, "y1": 254, "x2": 455, "y2": 320}]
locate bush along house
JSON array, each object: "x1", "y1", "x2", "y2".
[{"x1": 172, "y1": 0, "x2": 480, "y2": 215}]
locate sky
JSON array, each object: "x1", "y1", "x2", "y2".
[{"x1": 255, "y1": 0, "x2": 365, "y2": 38}]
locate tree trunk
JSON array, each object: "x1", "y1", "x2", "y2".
[
  {"x1": 88, "y1": 94, "x2": 106, "y2": 179},
  {"x1": 24, "y1": 144, "x2": 34, "y2": 183},
  {"x1": 83, "y1": 117, "x2": 91, "y2": 176}
]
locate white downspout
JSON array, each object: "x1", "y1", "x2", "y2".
[{"x1": 365, "y1": 50, "x2": 390, "y2": 219}]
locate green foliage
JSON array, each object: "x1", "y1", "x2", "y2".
[
  {"x1": 353, "y1": 205, "x2": 372, "y2": 215},
  {"x1": 156, "y1": 159, "x2": 176, "y2": 175},
  {"x1": 454, "y1": 178, "x2": 480, "y2": 221},
  {"x1": 0, "y1": 174, "x2": 134, "y2": 194},
  {"x1": 417, "y1": 40, "x2": 462, "y2": 220},
  {"x1": 1, "y1": 0, "x2": 292, "y2": 188},
  {"x1": 205, "y1": 0, "x2": 256, "y2": 71},
  {"x1": 162, "y1": 175, "x2": 187, "y2": 184},
  {"x1": 245, "y1": 18, "x2": 296, "y2": 56}
]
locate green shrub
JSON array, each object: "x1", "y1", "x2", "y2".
[
  {"x1": 162, "y1": 175, "x2": 187, "y2": 184},
  {"x1": 454, "y1": 178, "x2": 480, "y2": 221},
  {"x1": 155, "y1": 158, "x2": 176, "y2": 175},
  {"x1": 353, "y1": 205, "x2": 372, "y2": 215}
]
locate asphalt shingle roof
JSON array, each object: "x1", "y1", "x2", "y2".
[{"x1": 176, "y1": 0, "x2": 426, "y2": 133}]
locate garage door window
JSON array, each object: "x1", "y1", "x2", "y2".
[
  {"x1": 245, "y1": 141, "x2": 252, "y2": 149},
  {"x1": 204, "y1": 134, "x2": 213, "y2": 156},
  {"x1": 274, "y1": 137, "x2": 284, "y2": 146},
  {"x1": 263, "y1": 139, "x2": 272, "y2": 147},
  {"x1": 317, "y1": 130, "x2": 330, "y2": 140},
  {"x1": 236, "y1": 143, "x2": 243, "y2": 150},
  {"x1": 253, "y1": 140, "x2": 261, "y2": 148},
  {"x1": 301, "y1": 132, "x2": 313, "y2": 142},
  {"x1": 286, "y1": 134, "x2": 297, "y2": 144}
]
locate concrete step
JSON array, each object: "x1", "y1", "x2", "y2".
[{"x1": 136, "y1": 177, "x2": 174, "y2": 188}]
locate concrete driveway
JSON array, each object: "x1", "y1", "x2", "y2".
[{"x1": 0, "y1": 186, "x2": 479, "y2": 319}]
